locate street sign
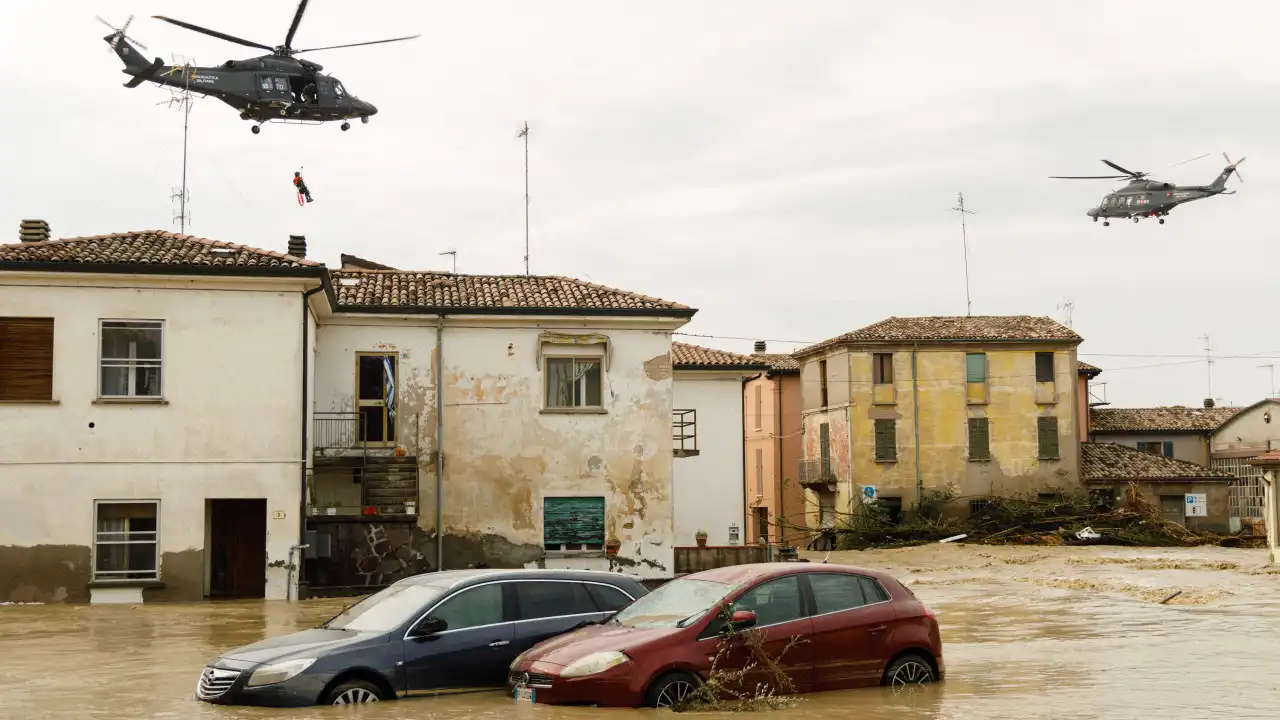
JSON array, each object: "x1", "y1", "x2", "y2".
[
  {"x1": 862, "y1": 485, "x2": 877, "y2": 503},
  {"x1": 1185, "y1": 493, "x2": 1207, "y2": 518}
]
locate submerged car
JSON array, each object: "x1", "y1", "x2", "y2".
[
  {"x1": 194, "y1": 568, "x2": 648, "y2": 707},
  {"x1": 508, "y1": 563, "x2": 942, "y2": 708}
]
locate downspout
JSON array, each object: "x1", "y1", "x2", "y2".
[
  {"x1": 296, "y1": 285, "x2": 323, "y2": 601},
  {"x1": 911, "y1": 344, "x2": 923, "y2": 512},
  {"x1": 741, "y1": 379, "x2": 748, "y2": 545},
  {"x1": 775, "y1": 376, "x2": 784, "y2": 543},
  {"x1": 435, "y1": 314, "x2": 445, "y2": 572}
]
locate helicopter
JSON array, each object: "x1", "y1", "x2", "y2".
[
  {"x1": 1050, "y1": 153, "x2": 1245, "y2": 225},
  {"x1": 100, "y1": 0, "x2": 419, "y2": 134}
]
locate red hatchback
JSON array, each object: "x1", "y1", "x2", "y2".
[{"x1": 507, "y1": 563, "x2": 942, "y2": 708}]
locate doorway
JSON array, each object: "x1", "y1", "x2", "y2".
[
  {"x1": 208, "y1": 499, "x2": 267, "y2": 598},
  {"x1": 753, "y1": 507, "x2": 770, "y2": 544},
  {"x1": 1158, "y1": 495, "x2": 1185, "y2": 527}
]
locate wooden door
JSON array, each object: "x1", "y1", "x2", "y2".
[{"x1": 209, "y1": 499, "x2": 267, "y2": 598}]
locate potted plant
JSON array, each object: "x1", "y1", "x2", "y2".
[
  {"x1": 695, "y1": 530, "x2": 708, "y2": 548},
  {"x1": 404, "y1": 500, "x2": 416, "y2": 515},
  {"x1": 324, "y1": 501, "x2": 339, "y2": 516},
  {"x1": 605, "y1": 537, "x2": 621, "y2": 556}
]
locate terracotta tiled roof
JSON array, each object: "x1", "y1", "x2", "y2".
[
  {"x1": 672, "y1": 342, "x2": 769, "y2": 369},
  {"x1": 333, "y1": 269, "x2": 691, "y2": 314},
  {"x1": 340, "y1": 253, "x2": 398, "y2": 271},
  {"x1": 1089, "y1": 406, "x2": 1241, "y2": 433},
  {"x1": 1078, "y1": 360, "x2": 1101, "y2": 375},
  {"x1": 1249, "y1": 450, "x2": 1280, "y2": 466},
  {"x1": 0, "y1": 231, "x2": 321, "y2": 268},
  {"x1": 1082, "y1": 442, "x2": 1236, "y2": 480},
  {"x1": 751, "y1": 353, "x2": 800, "y2": 373},
  {"x1": 798, "y1": 315, "x2": 1081, "y2": 356}
]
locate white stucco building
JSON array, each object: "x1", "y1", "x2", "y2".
[
  {"x1": 0, "y1": 226, "x2": 700, "y2": 603},
  {"x1": 670, "y1": 343, "x2": 767, "y2": 547}
]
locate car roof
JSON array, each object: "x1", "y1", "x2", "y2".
[
  {"x1": 683, "y1": 563, "x2": 892, "y2": 586},
  {"x1": 397, "y1": 568, "x2": 645, "y2": 591}
]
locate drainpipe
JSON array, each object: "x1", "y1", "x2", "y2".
[
  {"x1": 775, "y1": 378, "x2": 784, "y2": 544},
  {"x1": 435, "y1": 314, "x2": 445, "y2": 572},
  {"x1": 911, "y1": 345, "x2": 923, "y2": 512},
  {"x1": 297, "y1": 285, "x2": 323, "y2": 601},
  {"x1": 741, "y1": 379, "x2": 749, "y2": 545}
]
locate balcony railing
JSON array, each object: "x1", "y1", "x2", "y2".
[
  {"x1": 314, "y1": 412, "x2": 365, "y2": 451},
  {"x1": 673, "y1": 409, "x2": 699, "y2": 457},
  {"x1": 798, "y1": 458, "x2": 836, "y2": 489}
]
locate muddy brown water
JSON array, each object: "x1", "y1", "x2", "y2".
[{"x1": 3, "y1": 545, "x2": 1279, "y2": 720}]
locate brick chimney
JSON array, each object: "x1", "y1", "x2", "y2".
[
  {"x1": 287, "y1": 234, "x2": 306, "y2": 258},
  {"x1": 754, "y1": 340, "x2": 767, "y2": 353},
  {"x1": 19, "y1": 219, "x2": 50, "y2": 243},
  {"x1": 1204, "y1": 398, "x2": 1216, "y2": 408}
]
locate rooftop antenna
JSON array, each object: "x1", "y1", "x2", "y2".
[
  {"x1": 157, "y1": 53, "x2": 198, "y2": 233},
  {"x1": 438, "y1": 250, "x2": 457, "y2": 274},
  {"x1": 1057, "y1": 299, "x2": 1075, "y2": 328},
  {"x1": 1260, "y1": 363, "x2": 1276, "y2": 398},
  {"x1": 517, "y1": 121, "x2": 530, "y2": 276},
  {"x1": 950, "y1": 192, "x2": 976, "y2": 316},
  {"x1": 1200, "y1": 334, "x2": 1214, "y2": 400}
]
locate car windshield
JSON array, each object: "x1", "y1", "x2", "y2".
[
  {"x1": 612, "y1": 577, "x2": 735, "y2": 629},
  {"x1": 323, "y1": 582, "x2": 445, "y2": 633}
]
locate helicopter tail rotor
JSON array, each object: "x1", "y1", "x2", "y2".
[
  {"x1": 1223, "y1": 152, "x2": 1246, "y2": 182},
  {"x1": 96, "y1": 14, "x2": 149, "y2": 52}
]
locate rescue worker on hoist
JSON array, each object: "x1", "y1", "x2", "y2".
[{"x1": 293, "y1": 171, "x2": 313, "y2": 203}]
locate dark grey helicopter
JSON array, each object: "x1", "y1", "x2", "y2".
[
  {"x1": 1051, "y1": 153, "x2": 1246, "y2": 226},
  {"x1": 100, "y1": 1, "x2": 418, "y2": 134}
]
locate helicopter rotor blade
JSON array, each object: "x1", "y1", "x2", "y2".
[
  {"x1": 97, "y1": 14, "x2": 149, "y2": 52},
  {"x1": 1223, "y1": 153, "x2": 1245, "y2": 182},
  {"x1": 1049, "y1": 175, "x2": 1130, "y2": 180},
  {"x1": 284, "y1": 0, "x2": 309, "y2": 51},
  {"x1": 294, "y1": 34, "x2": 421, "y2": 53},
  {"x1": 1168, "y1": 153, "x2": 1209, "y2": 168},
  {"x1": 152, "y1": 15, "x2": 274, "y2": 51},
  {"x1": 1101, "y1": 159, "x2": 1146, "y2": 178}
]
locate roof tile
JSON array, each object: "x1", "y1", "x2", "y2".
[
  {"x1": 1089, "y1": 406, "x2": 1240, "y2": 433},
  {"x1": 751, "y1": 352, "x2": 800, "y2": 372},
  {"x1": 333, "y1": 270, "x2": 689, "y2": 312},
  {"x1": 672, "y1": 342, "x2": 769, "y2": 369},
  {"x1": 799, "y1": 315, "x2": 1080, "y2": 355},
  {"x1": 1082, "y1": 442, "x2": 1236, "y2": 480},
  {"x1": 0, "y1": 231, "x2": 321, "y2": 268},
  {"x1": 1078, "y1": 360, "x2": 1101, "y2": 374}
]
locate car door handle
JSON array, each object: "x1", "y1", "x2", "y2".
[
  {"x1": 868, "y1": 625, "x2": 888, "y2": 634},
  {"x1": 489, "y1": 640, "x2": 510, "y2": 647}
]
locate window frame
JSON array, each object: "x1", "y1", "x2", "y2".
[
  {"x1": 1035, "y1": 352, "x2": 1055, "y2": 383},
  {"x1": 968, "y1": 417, "x2": 991, "y2": 461},
  {"x1": 354, "y1": 351, "x2": 398, "y2": 446},
  {"x1": 92, "y1": 499, "x2": 161, "y2": 582},
  {"x1": 97, "y1": 319, "x2": 165, "y2": 400},
  {"x1": 542, "y1": 354, "x2": 605, "y2": 412},
  {"x1": 699, "y1": 573, "x2": 808, "y2": 640},
  {"x1": 965, "y1": 352, "x2": 987, "y2": 383},
  {"x1": 753, "y1": 385, "x2": 763, "y2": 431},
  {"x1": 542, "y1": 496, "x2": 606, "y2": 555},
  {"x1": 873, "y1": 353, "x2": 894, "y2": 385},
  {"x1": 804, "y1": 571, "x2": 893, "y2": 619},
  {"x1": 403, "y1": 578, "x2": 637, "y2": 640},
  {"x1": 818, "y1": 359, "x2": 829, "y2": 408},
  {"x1": 1037, "y1": 416, "x2": 1060, "y2": 460},
  {"x1": 874, "y1": 418, "x2": 897, "y2": 462},
  {"x1": 0, "y1": 316, "x2": 55, "y2": 403}
]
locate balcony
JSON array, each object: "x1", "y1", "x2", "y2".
[
  {"x1": 798, "y1": 458, "x2": 837, "y2": 492},
  {"x1": 314, "y1": 412, "x2": 365, "y2": 455},
  {"x1": 673, "y1": 409, "x2": 699, "y2": 458},
  {"x1": 308, "y1": 461, "x2": 420, "y2": 518}
]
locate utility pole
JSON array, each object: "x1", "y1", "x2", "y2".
[
  {"x1": 159, "y1": 55, "x2": 195, "y2": 233},
  {"x1": 517, "y1": 121, "x2": 530, "y2": 276},
  {"x1": 950, "y1": 193, "x2": 976, "y2": 316},
  {"x1": 1260, "y1": 363, "x2": 1276, "y2": 398},
  {"x1": 438, "y1": 250, "x2": 457, "y2": 274},
  {"x1": 1200, "y1": 334, "x2": 1214, "y2": 400}
]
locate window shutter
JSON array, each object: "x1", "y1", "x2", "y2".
[
  {"x1": 875, "y1": 419, "x2": 896, "y2": 461},
  {"x1": 543, "y1": 497, "x2": 605, "y2": 546},
  {"x1": 0, "y1": 318, "x2": 54, "y2": 402},
  {"x1": 1163, "y1": 440, "x2": 1174, "y2": 458},
  {"x1": 969, "y1": 417, "x2": 989, "y2": 460},
  {"x1": 819, "y1": 423, "x2": 831, "y2": 474},
  {"x1": 1037, "y1": 417, "x2": 1059, "y2": 459}
]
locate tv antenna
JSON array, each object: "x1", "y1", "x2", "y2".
[
  {"x1": 517, "y1": 121, "x2": 530, "y2": 276},
  {"x1": 1260, "y1": 363, "x2": 1276, "y2": 398},
  {"x1": 1200, "y1": 334, "x2": 1214, "y2": 400},
  {"x1": 438, "y1": 250, "x2": 457, "y2": 274},
  {"x1": 950, "y1": 192, "x2": 976, "y2": 316},
  {"x1": 157, "y1": 53, "x2": 199, "y2": 233},
  {"x1": 1057, "y1": 299, "x2": 1075, "y2": 328}
]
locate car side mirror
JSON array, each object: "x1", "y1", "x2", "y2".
[
  {"x1": 728, "y1": 610, "x2": 757, "y2": 631},
  {"x1": 408, "y1": 616, "x2": 447, "y2": 640}
]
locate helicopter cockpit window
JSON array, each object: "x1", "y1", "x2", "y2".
[
  {"x1": 334, "y1": 82, "x2": 346, "y2": 97},
  {"x1": 273, "y1": 77, "x2": 289, "y2": 92},
  {"x1": 259, "y1": 76, "x2": 272, "y2": 91}
]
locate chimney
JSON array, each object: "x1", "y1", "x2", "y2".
[
  {"x1": 19, "y1": 219, "x2": 50, "y2": 243},
  {"x1": 287, "y1": 234, "x2": 307, "y2": 258},
  {"x1": 753, "y1": 340, "x2": 767, "y2": 353},
  {"x1": 1204, "y1": 398, "x2": 1216, "y2": 408}
]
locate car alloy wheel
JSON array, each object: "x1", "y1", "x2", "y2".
[
  {"x1": 889, "y1": 658, "x2": 934, "y2": 687},
  {"x1": 332, "y1": 687, "x2": 380, "y2": 704},
  {"x1": 655, "y1": 678, "x2": 697, "y2": 708}
]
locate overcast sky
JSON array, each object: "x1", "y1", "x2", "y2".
[{"x1": 2, "y1": 1, "x2": 1276, "y2": 408}]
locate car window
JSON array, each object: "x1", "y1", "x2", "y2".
[
  {"x1": 860, "y1": 576, "x2": 891, "y2": 603},
  {"x1": 614, "y1": 577, "x2": 734, "y2": 629},
  {"x1": 586, "y1": 583, "x2": 633, "y2": 612},
  {"x1": 516, "y1": 581, "x2": 596, "y2": 620},
  {"x1": 324, "y1": 583, "x2": 444, "y2": 633},
  {"x1": 808, "y1": 573, "x2": 868, "y2": 615},
  {"x1": 430, "y1": 583, "x2": 504, "y2": 631},
  {"x1": 732, "y1": 575, "x2": 804, "y2": 627}
]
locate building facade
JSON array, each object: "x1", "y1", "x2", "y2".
[
  {"x1": 1210, "y1": 398, "x2": 1280, "y2": 534},
  {"x1": 1083, "y1": 442, "x2": 1238, "y2": 534},
  {"x1": 1088, "y1": 404, "x2": 1240, "y2": 465},
  {"x1": 792, "y1": 316, "x2": 1085, "y2": 520},
  {"x1": 742, "y1": 344, "x2": 806, "y2": 544}
]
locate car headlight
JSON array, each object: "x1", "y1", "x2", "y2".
[
  {"x1": 560, "y1": 651, "x2": 629, "y2": 678},
  {"x1": 245, "y1": 658, "x2": 317, "y2": 687},
  {"x1": 509, "y1": 652, "x2": 526, "y2": 671}
]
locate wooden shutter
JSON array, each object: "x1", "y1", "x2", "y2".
[
  {"x1": 819, "y1": 422, "x2": 831, "y2": 475},
  {"x1": 0, "y1": 318, "x2": 54, "y2": 402},
  {"x1": 543, "y1": 497, "x2": 605, "y2": 546},
  {"x1": 875, "y1": 419, "x2": 896, "y2": 461},
  {"x1": 1037, "y1": 417, "x2": 1059, "y2": 459},
  {"x1": 968, "y1": 417, "x2": 990, "y2": 460},
  {"x1": 1035, "y1": 352, "x2": 1055, "y2": 383}
]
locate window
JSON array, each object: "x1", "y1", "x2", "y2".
[
  {"x1": 431, "y1": 583, "x2": 504, "y2": 631},
  {"x1": 755, "y1": 448, "x2": 764, "y2": 496},
  {"x1": 873, "y1": 353, "x2": 894, "y2": 384},
  {"x1": 543, "y1": 496, "x2": 605, "y2": 551},
  {"x1": 94, "y1": 501, "x2": 158, "y2": 581},
  {"x1": 969, "y1": 498, "x2": 989, "y2": 516},
  {"x1": 731, "y1": 575, "x2": 805, "y2": 628},
  {"x1": 818, "y1": 493, "x2": 836, "y2": 528},
  {"x1": 545, "y1": 357, "x2": 603, "y2": 409},
  {"x1": 1037, "y1": 416, "x2": 1060, "y2": 459},
  {"x1": 818, "y1": 359, "x2": 828, "y2": 407},
  {"x1": 99, "y1": 320, "x2": 163, "y2": 398},
  {"x1": 258, "y1": 76, "x2": 271, "y2": 90},
  {"x1": 1035, "y1": 352, "x2": 1055, "y2": 383},
  {"x1": 968, "y1": 417, "x2": 990, "y2": 461},
  {"x1": 874, "y1": 419, "x2": 896, "y2": 462},
  {"x1": 0, "y1": 317, "x2": 54, "y2": 402},
  {"x1": 585, "y1": 583, "x2": 634, "y2": 612},
  {"x1": 334, "y1": 81, "x2": 345, "y2": 97},
  {"x1": 1137, "y1": 441, "x2": 1173, "y2": 457},
  {"x1": 516, "y1": 581, "x2": 597, "y2": 620},
  {"x1": 754, "y1": 385, "x2": 763, "y2": 431},
  {"x1": 753, "y1": 507, "x2": 769, "y2": 543},
  {"x1": 357, "y1": 353, "x2": 397, "y2": 443},
  {"x1": 273, "y1": 77, "x2": 288, "y2": 91},
  {"x1": 965, "y1": 353, "x2": 987, "y2": 383},
  {"x1": 809, "y1": 573, "x2": 868, "y2": 615},
  {"x1": 325, "y1": 583, "x2": 445, "y2": 632},
  {"x1": 819, "y1": 422, "x2": 831, "y2": 476}
]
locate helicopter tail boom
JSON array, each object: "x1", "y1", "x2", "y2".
[{"x1": 104, "y1": 32, "x2": 166, "y2": 87}]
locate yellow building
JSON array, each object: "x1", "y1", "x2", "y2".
[{"x1": 792, "y1": 316, "x2": 1084, "y2": 520}]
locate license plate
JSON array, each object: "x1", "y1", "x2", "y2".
[{"x1": 514, "y1": 687, "x2": 535, "y2": 703}]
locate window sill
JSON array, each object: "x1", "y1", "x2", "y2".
[
  {"x1": 1038, "y1": 457, "x2": 1060, "y2": 462},
  {"x1": 540, "y1": 407, "x2": 607, "y2": 415},
  {"x1": 875, "y1": 459, "x2": 897, "y2": 464},
  {"x1": 673, "y1": 449, "x2": 701, "y2": 458},
  {"x1": 969, "y1": 457, "x2": 991, "y2": 463},
  {"x1": 0, "y1": 399, "x2": 59, "y2": 405},
  {"x1": 93, "y1": 397, "x2": 169, "y2": 405},
  {"x1": 88, "y1": 579, "x2": 165, "y2": 589},
  {"x1": 544, "y1": 550, "x2": 607, "y2": 559}
]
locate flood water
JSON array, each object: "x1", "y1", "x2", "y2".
[{"x1": 3, "y1": 544, "x2": 1279, "y2": 720}]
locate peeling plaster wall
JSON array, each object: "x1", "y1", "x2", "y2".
[
  {"x1": 0, "y1": 276, "x2": 309, "y2": 602},
  {"x1": 673, "y1": 371, "x2": 746, "y2": 546},
  {"x1": 314, "y1": 319, "x2": 677, "y2": 578}
]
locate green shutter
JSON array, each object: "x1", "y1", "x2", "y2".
[
  {"x1": 966, "y1": 353, "x2": 987, "y2": 383},
  {"x1": 819, "y1": 423, "x2": 831, "y2": 474},
  {"x1": 1162, "y1": 441, "x2": 1174, "y2": 458},
  {"x1": 543, "y1": 497, "x2": 605, "y2": 546},
  {"x1": 1037, "y1": 417, "x2": 1059, "y2": 459},
  {"x1": 875, "y1": 419, "x2": 896, "y2": 461},
  {"x1": 969, "y1": 417, "x2": 989, "y2": 460}
]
